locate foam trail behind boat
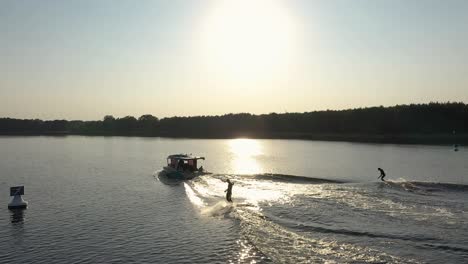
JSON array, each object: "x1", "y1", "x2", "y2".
[{"x1": 184, "y1": 182, "x2": 205, "y2": 207}]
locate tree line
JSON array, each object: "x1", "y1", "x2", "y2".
[{"x1": 1, "y1": 102, "x2": 467, "y2": 143}]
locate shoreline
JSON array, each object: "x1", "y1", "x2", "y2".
[{"x1": 0, "y1": 132, "x2": 465, "y2": 145}]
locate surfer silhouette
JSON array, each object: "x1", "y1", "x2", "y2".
[
  {"x1": 377, "y1": 168, "x2": 386, "y2": 181},
  {"x1": 224, "y1": 179, "x2": 234, "y2": 202}
]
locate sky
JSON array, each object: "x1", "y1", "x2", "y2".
[{"x1": 1, "y1": 0, "x2": 467, "y2": 120}]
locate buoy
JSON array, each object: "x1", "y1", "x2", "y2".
[{"x1": 8, "y1": 186, "x2": 28, "y2": 209}]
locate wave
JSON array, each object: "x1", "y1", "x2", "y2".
[
  {"x1": 251, "y1": 173, "x2": 344, "y2": 184},
  {"x1": 422, "y1": 243, "x2": 468, "y2": 254},
  {"x1": 232, "y1": 207, "x2": 418, "y2": 263},
  {"x1": 282, "y1": 221, "x2": 440, "y2": 242},
  {"x1": 379, "y1": 180, "x2": 468, "y2": 194},
  {"x1": 409, "y1": 181, "x2": 468, "y2": 192},
  {"x1": 183, "y1": 176, "x2": 419, "y2": 263},
  {"x1": 179, "y1": 172, "x2": 467, "y2": 263}
]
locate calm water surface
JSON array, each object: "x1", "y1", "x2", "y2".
[{"x1": 0, "y1": 136, "x2": 467, "y2": 263}]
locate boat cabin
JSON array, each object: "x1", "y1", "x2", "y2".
[{"x1": 167, "y1": 154, "x2": 205, "y2": 172}]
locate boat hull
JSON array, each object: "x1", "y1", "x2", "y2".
[{"x1": 162, "y1": 166, "x2": 203, "y2": 180}]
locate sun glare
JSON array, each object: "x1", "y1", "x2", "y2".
[
  {"x1": 199, "y1": 0, "x2": 297, "y2": 78},
  {"x1": 229, "y1": 138, "x2": 262, "y2": 156},
  {"x1": 228, "y1": 139, "x2": 263, "y2": 174}
]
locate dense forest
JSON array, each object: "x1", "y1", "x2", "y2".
[{"x1": 1, "y1": 103, "x2": 467, "y2": 144}]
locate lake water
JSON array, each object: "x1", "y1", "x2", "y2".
[{"x1": 0, "y1": 136, "x2": 467, "y2": 263}]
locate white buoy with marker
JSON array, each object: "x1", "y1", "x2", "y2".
[{"x1": 8, "y1": 186, "x2": 28, "y2": 209}]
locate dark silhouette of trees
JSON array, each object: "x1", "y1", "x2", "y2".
[
  {"x1": 114, "y1": 116, "x2": 138, "y2": 132},
  {"x1": 103, "y1": 115, "x2": 115, "y2": 131},
  {"x1": 138, "y1": 114, "x2": 159, "y2": 134},
  {"x1": 0, "y1": 102, "x2": 467, "y2": 143}
]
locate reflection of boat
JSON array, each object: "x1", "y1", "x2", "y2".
[
  {"x1": 162, "y1": 154, "x2": 207, "y2": 180},
  {"x1": 10, "y1": 209, "x2": 25, "y2": 224}
]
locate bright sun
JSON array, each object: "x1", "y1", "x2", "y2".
[{"x1": 198, "y1": 0, "x2": 297, "y2": 78}]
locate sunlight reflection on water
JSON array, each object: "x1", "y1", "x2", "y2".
[{"x1": 228, "y1": 139, "x2": 263, "y2": 175}]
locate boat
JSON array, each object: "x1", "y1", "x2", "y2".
[{"x1": 161, "y1": 154, "x2": 206, "y2": 180}]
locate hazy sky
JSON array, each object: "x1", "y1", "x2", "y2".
[{"x1": 1, "y1": 0, "x2": 467, "y2": 120}]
